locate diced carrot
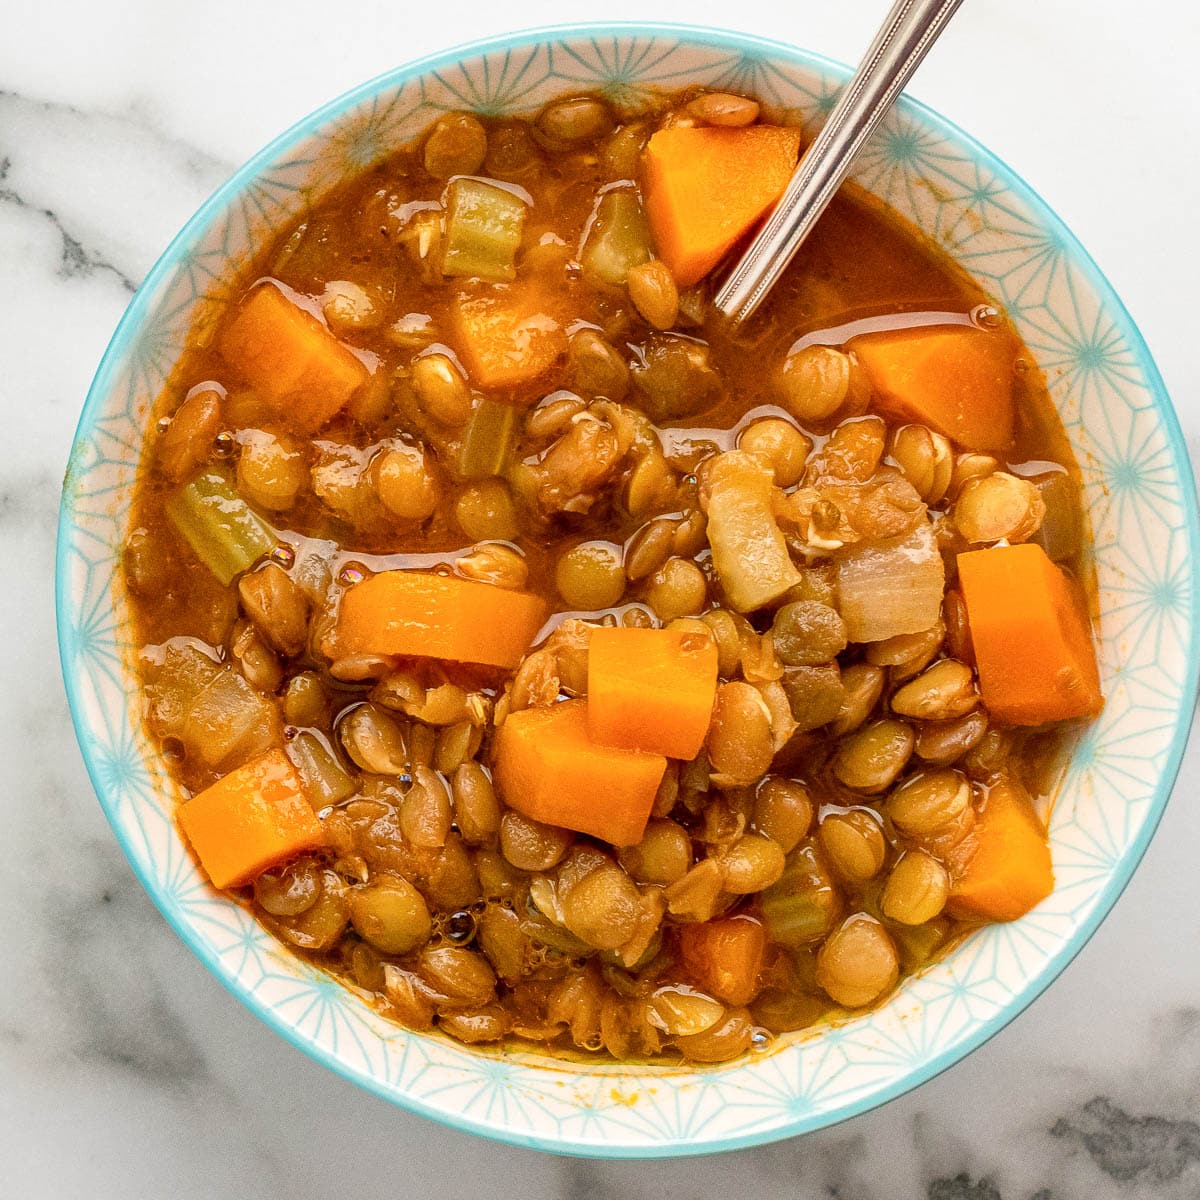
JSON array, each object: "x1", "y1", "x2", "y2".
[
  {"x1": 451, "y1": 288, "x2": 567, "y2": 392},
  {"x1": 219, "y1": 283, "x2": 369, "y2": 433},
  {"x1": 178, "y1": 749, "x2": 323, "y2": 890},
  {"x1": 947, "y1": 780, "x2": 1053, "y2": 921},
  {"x1": 850, "y1": 326, "x2": 1017, "y2": 451},
  {"x1": 336, "y1": 570, "x2": 549, "y2": 670},
  {"x1": 586, "y1": 627, "x2": 718, "y2": 760},
  {"x1": 678, "y1": 915, "x2": 768, "y2": 1006},
  {"x1": 642, "y1": 125, "x2": 802, "y2": 287},
  {"x1": 493, "y1": 700, "x2": 666, "y2": 846},
  {"x1": 957, "y1": 543, "x2": 1103, "y2": 726}
]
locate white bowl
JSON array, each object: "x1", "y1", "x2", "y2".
[{"x1": 57, "y1": 22, "x2": 1200, "y2": 1157}]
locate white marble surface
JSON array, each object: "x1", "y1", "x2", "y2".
[{"x1": 4, "y1": 0, "x2": 1200, "y2": 1195}]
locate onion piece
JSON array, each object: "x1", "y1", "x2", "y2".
[
  {"x1": 700, "y1": 450, "x2": 801, "y2": 612},
  {"x1": 836, "y1": 521, "x2": 944, "y2": 643},
  {"x1": 144, "y1": 639, "x2": 282, "y2": 770}
]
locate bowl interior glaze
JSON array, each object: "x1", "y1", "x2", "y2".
[{"x1": 57, "y1": 22, "x2": 1199, "y2": 1158}]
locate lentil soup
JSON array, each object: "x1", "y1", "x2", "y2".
[{"x1": 125, "y1": 88, "x2": 1102, "y2": 1064}]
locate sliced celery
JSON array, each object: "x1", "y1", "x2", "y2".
[
  {"x1": 1031, "y1": 470, "x2": 1082, "y2": 562},
  {"x1": 891, "y1": 917, "x2": 952, "y2": 973},
  {"x1": 581, "y1": 189, "x2": 651, "y2": 286},
  {"x1": 760, "y1": 843, "x2": 840, "y2": 948},
  {"x1": 287, "y1": 731, "x2": 358, "y2": 807},
  {"x1": 166, "y1": 469, "x2": 276, "y2": 586},
  {"x1": 459, "y1": 398, "x2": 518, "y2": 479},
  {"x1": 441, "y1": 178, "x2": 526, "y2": 282},
  {"x1": 144, "y1": 641, "x2": 222, "y2": 737}
]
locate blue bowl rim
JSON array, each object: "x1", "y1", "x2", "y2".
[{"x1": 55, "y1": 19, "x2": 1200, "y2": 1159}]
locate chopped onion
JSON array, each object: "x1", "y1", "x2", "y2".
[
  {"x1": 527, "y1": 876, "x2": 566, "y2": 926},
  {"x1": 165, "y1": 469, "x2": 275, "y2": 586},
  {"x1": 836, "y1": 521, "x2": 945, "y2": 643},
  {"x1": 145, "y1": 639, "x2": 280, "y2": 770},
  {"x1": 182, "y1": 667, "x2": 280, "y2": 769},
  {"x1": 700, "y1": 450, "x2": 801, "y2": 612},
  {"x1": 143, "y1": 640, "x2": 221, "y2": 735}
]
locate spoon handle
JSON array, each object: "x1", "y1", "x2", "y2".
[{"x1": 713, "y1": 0, "x2": 965, "y2": 325}]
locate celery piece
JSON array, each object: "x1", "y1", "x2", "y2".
[
  {"x1": 760, "y1": 844, "x2": 840, "y2": 948},
  {"x1": 287, "y1": 730, "x2": 358, "y2": 808},
  {"x1": 441, "y1": 178, "x2": 526, "y2": 282},
  {"x1": 581, "y1": 189, "x2": 651, "y2": 287},
  {"x1": 459, "y1": 398, "x2": 518, "y2": 479},
  {"x1": 166, "y1": 469, "x2": 276, "y2": 586},
  {"x1": 1031, "y1": 470, "x2": 1082, "y2": 562},
  {"x1": 836, "y1": 521, "x2": 944, "y2": 643},
  {"x1": 144, "y1": 641, "x2": 222, "y2": 737}
]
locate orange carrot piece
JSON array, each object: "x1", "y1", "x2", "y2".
[
  {"x1": 957, "y1": 543, "x2": 1103, "y2": 726},
  {"x1": 451, "y1": 289, "x2": 567, "y2": 392},
  {"x1": 850, "y1": 326, "x2": 1017, "y2": 451},
  {"x1": 642, "y1": 125, "x2": 802, "y2": 287},
  {"x1": 493, "y1": 700, "x2": 666, "y2": 846},
  {"x1": 678, "y1": 915, "x2": 768, "y2": 1006},
  {"x1": 336, "y1": 570, "x2": 549, "y2": 670},
  {"x1": 178, "y1": 749, "x2": 323, "y2": 890},
  {"x1": 587, "y1": 627, "x2": 718, "y2": 760},
  {"x1": 947, "y1": 780, "x2": 1053, "y2": 921},
  {"x1": 219, "y1": 284, "x2": 369, "y2": 433}
]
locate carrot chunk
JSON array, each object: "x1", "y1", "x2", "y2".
[
  {"x1": 451, "y1": 288, "x2": 567, "y2": 392},
  {"x1": 850, "y1": 326, "x2": 1017, "y2": 451},
  {"x1": 178, "y1": 749, "x2": 323, "y2": 890},
  {"x1": 678, "y1": 915, "x2": 768, "y2": 1006},
  {"x1": 335, "y1": 570, "x2": 549, "y2": 670},
  {"x1": 642, "y1": 125, "x2": 803, "y2": 287},
  {"x1": 587, "y1": 627, "x2": 718, "y2": 760},
  {"x1": 947, "y1": 780, "x2": 1053, "y2": 921},
  {"x1": 219, "y1": 284, "x2": 369, "y2": 432},
  {"x1": 957, "y1": 543, "x2": 1103, "y2": 726},
  {"x1": 494, "y1": 700, "x2": 666, "y2": 846}
]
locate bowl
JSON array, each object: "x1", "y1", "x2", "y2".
[{"x1": 57, "y1": 21, "x2": 1200, "y2": 1157}]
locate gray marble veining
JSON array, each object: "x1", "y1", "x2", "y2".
[
  {"x1": 0, "y1": 85, "x2": 235, "y2": 292},
  {"x1": 0, "y1": 151, "x2": 136, "y2": 294},
  {"x1": 3, "y1": 1, "x2": 1198, "y2": 1196}
]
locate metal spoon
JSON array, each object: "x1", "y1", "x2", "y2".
[{"x1": 713, "y1": 0, "x2": 965, "y2": 325}]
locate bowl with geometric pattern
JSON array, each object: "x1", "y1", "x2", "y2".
[{"x1": 56, "y1": 22, "x2": 1200, "y2": 1157}]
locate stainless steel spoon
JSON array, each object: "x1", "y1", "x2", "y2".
[{"x1": 713, "y1": 0, "x2": 966, "y2": 325}]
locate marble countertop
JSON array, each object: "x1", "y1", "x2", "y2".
[{"x1": 4, "y1": 0, "x2": 1199, "y2": 1195}]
